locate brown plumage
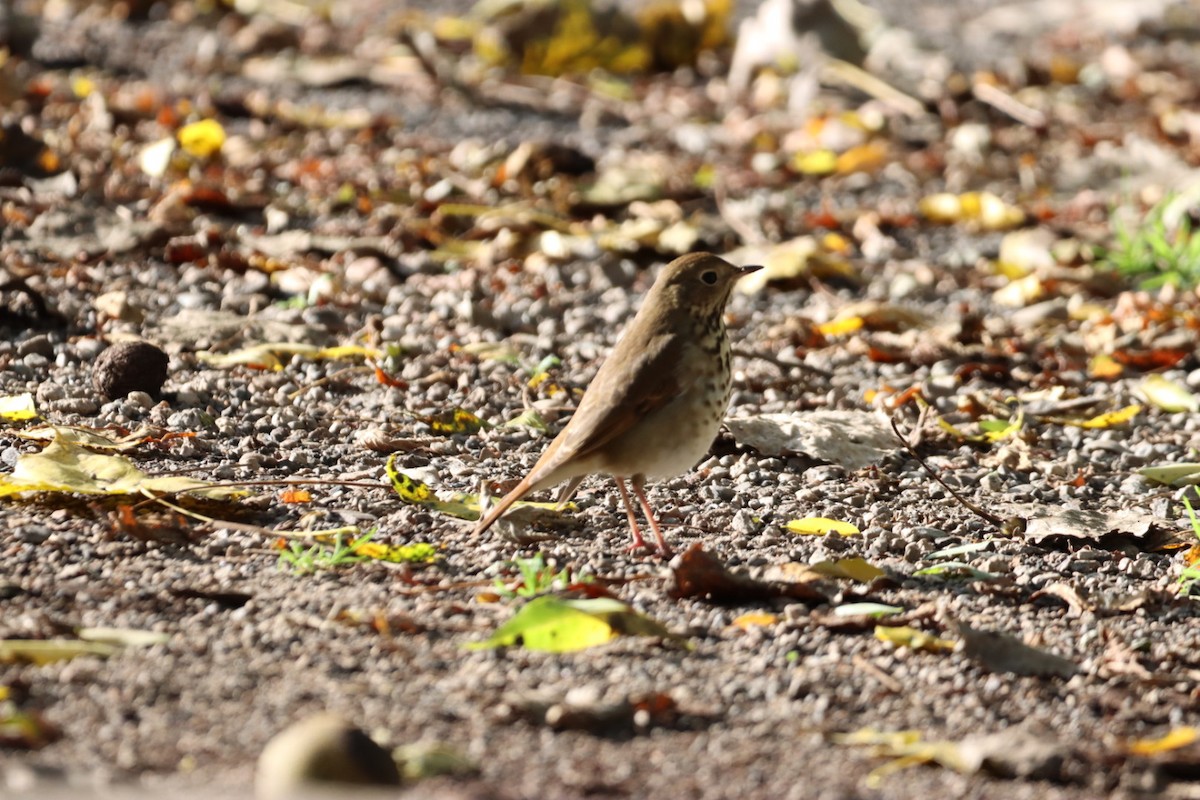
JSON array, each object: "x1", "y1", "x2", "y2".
[{"x1": 473, "y1": 252, "x2": 761, "y2": 556}]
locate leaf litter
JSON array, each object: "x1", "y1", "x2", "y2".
[{"x1": 3, "y1": 0, "x2": 1200, "y2": 797}]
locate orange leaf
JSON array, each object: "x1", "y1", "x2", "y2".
[
  {"x1": 731, "y1": 612, "x2": 779, "y2": 630},
  {"x1": 1112, "y1": 349, "x2": 1188, "y2": 370}
]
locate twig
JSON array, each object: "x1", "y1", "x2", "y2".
[
  {"x1": 888, "y1": 413, "x2": 1023, "y2": 534},
  {"x1": 820, "y1": 59, "x2": 925, "y2": 118},
  {"x1": 972, "y1": 81, "x2": 1047, "y2": 128},
  {"x1": 731, "y1": 347, "x2": 835, "y2": 380},
  {"x1": 852, "y1": 654, "x2": 903, "y2": 693}
]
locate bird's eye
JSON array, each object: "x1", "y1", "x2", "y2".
[{"x1": 701, "y1": 270, "x2": 719, "y2": 285}]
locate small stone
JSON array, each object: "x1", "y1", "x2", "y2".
[
  {"x1": 91, "y1": 340, "x2": 170, "y2": 400},
  {"x1": 17, "y1": 334, "x2": 54, "y2": 358},
  {"x1": 256, "y1": 713, "x2": 400, "y2": 800}
]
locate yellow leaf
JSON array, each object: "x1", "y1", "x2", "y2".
[
  {"x1": 1069, "y1": 404, "x2": 1142, "y2": 429},
  {"x1": 967, "y1": 191, "x2": 1025, "y2": 229},
  {"x1": 821, "y1": 232, "x2": 852, "y2": 253},
  {"x1": 785, "y1": 517, "x2": 860, "y2": 536},
  {"x1": 0, "y1": 392, "x2": 38, "y2": 422},
  {"x1": 835, "y1": 141, "x2": 887, "y2": 174},
  {"x1": 936, "y1": 408, "x2": 1023, "y2": 443},
  {"x1": 816, "y1": 316, "x2": 864, "y2": 337},
  {"x1": 386, "y1": 464, "x2": 435, "y2": 505},
  {"x1": 386, "y1": 458, "x2": 567, "y2": 521},
  {"x1": 792, "y1": 149, "x2": 838, "y2": 175},
  {"x1": 919, "y1": 191, "x2": 1024, "y2": 230},
  {"x1": 313, "y1": 344, "x2": 383, "y2": 361},
  {"x1": 350, "y1": 541, "x2": 438, "y2": 564},
  {"x1": 874, "y1": 625, "x2": 956, "y2": 653},
  {"x1": 14, "y1": 424, "x2": 168, "y2": 452},
  {"x1": 833, "y1": 728, "x2": 923, "y2": 748},
  {"x1": 177, "y1": 119, "x2": 226, "y2": 158},
  {"x1": 198, "y1": 342, "x2": 380, "y2": 370},
  {"x1": 428, "y1": 407, "x2": 486, "y2": 436},
  {"x1": 1088, "y1": 354, "x2": 1123, "y2": 379},
  {"x1": 993, "y1": 273, "x2": 1044, "y2": 307},
  {"x1": 1139, "y1": 374, "x2": 1199, "y2": 413},
  {"x1": 918, "y1": 193, "x2": 962, "y2": 223},
  {"x1": 832, "y1": 728, "x2": 974, "y2": 788},
  {"x1": 810, "y1": 557, "x2": 885, "y2": 583},
  {"x1": 71, "y1": 76, "x2": 95, "y2": 98},
  {"x1": 730, "y1": 612, "x2": 778, "y2": 630},
  {"x1": 1128, "y1": 727, "x2": 1199, "y2": 756},
  {"x1": 0, "y1": 438, "x2": 246, "y2": 500},
  {"x1": 0, "y1": 639, "x2": 120, "y2": 665}
]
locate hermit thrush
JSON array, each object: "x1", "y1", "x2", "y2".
[{"x1": 473, "y1": 253, "x2": 761, "y2": 556}]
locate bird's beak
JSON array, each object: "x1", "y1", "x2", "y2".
[{"x1": 737, "y1": 264, "x2": 763, "y2": 276}]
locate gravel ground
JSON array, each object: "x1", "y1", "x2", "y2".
[{"x1": 3, "y1": 0, "x2": 1200, "y2": 798}]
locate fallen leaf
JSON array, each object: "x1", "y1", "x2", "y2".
[
  {"x1": 725, "y1": 410, "x2": 893, "y2": 470},
  {"x1": 875, "y1": 625, "x2": 956, "y2": 653},
  {"x1": 952, "y1": 620, "x2": 1078, "y2": 677},
  {"x1": 956, "y1": 722, "x2": 1069, "y2": 780},
  {"x1": 834, "y1": 603, "x2": 903, "y2": 618},
  {"x1": 1062, "y1": 404, "x2": 1141, "y2": 429},
  {"x1": 1128, "y1": 727, "x2": 1198, "y2": 756},
  {"x1": 1139, "y1": 463, "x2": 1200, "y2": 486},
  {"x1": 75, "y1": 628, "x2": 170, "y2": 647},
  {"x1": 919, "y1": 191, "x2": 1025, "y2": 230},
  {"x1": 0, "y1": 438, "x2": 246, "y2": 500},
  {"x1": 0, "y1": 393, "x2": 37, "y2": 422},
  {"x1": 784, "y1": 517, "x2": 860, "y2": 536},
  {"x1": 0, "y1": 639, "x2": 120, "y2": 665},
  {"x1": 138, "y1": 136, "x2": 175, "y2": 177},
  {"x1": 666, "y1": 544, "x2": 827, "y2": 604},
  {"x1": 1028, "y1": 583, "x2": 1091, "y2": 615},
  {"x1": 177, "y1": 118, "x2": 225, "y2": 158},
  {"x1": 386, "y1": 456, "x2": 565, "y2": 522},
  {"x1": 730, "y1": 612, "x2": 779, "y2": 630},
  {"x1": 913, "y1": 561, "x2": 1002, "y2": 581},
  {"x1": 1138, "y1": 374, "x2": 1199, "y2": 413},
  {"x1": 1010, "y1": 506, "x2": 1162, "y2": 544},
  {"x1": 198, "y1": 343, "x2": 382, "y2": 371},
  {"x1": 465, "y1": 596, "x2": 675, "y2": 653},
  {"x1": 810, "y1": 557, "x2": 885, "y2": 583}
]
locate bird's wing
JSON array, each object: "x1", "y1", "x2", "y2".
[{"x1": 526, "y1": 326, "x2": 689, "y2": 483}]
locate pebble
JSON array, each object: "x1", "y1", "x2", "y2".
[{"x1": 17, "y1": 334, "x2": 55, "y2": 358}]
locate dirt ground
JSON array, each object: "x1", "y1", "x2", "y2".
[{"x1": 3, "y1": 0, "x2": 1200, "y2": 798}]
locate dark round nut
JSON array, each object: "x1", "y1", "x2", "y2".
[{"x1": 91, "y1": 340, "x2": 169, "y2": 399}]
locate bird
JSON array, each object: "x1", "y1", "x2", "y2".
[{"x1": 473, "y1": 252, "x2": 761, "y2": 556}]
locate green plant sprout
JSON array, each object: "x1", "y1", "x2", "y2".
[
  {"x1": 494, "y1": 552, "x2": 591, "y2": 599},
  {"x1": 1104, "y1": 196, "x2": 1200, "y2": 289},
  {"x1": 1179, "y1": 496, "x2": 1200, "y2": 597},
  {"x1": 277, "y1": 529, "x2": 378, "y2": 575}
]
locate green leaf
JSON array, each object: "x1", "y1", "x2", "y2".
[
  {"x1": 925, "y1": 540, "x2": 994, "y2": 560},
  {"x1": 465, "y1": 596, "x2": 673, "y2": 652},
  {"x1": 913, "y1": 561, "x2": 1000, "y2": 580},
  {"x1": 832, "y1": 603, "x2": 904, "y2": 618}
]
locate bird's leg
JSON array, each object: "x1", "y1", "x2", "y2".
[
  {"x1": 612, "y1": 477, "x2": 650, "y2": 553},
  {"x1": 631, "y1": 474, "x2": 672, "y2": 557}
]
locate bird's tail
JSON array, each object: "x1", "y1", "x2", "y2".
[{"x1": 473, "y1": 478, "x2": 532, "y2": 536}]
